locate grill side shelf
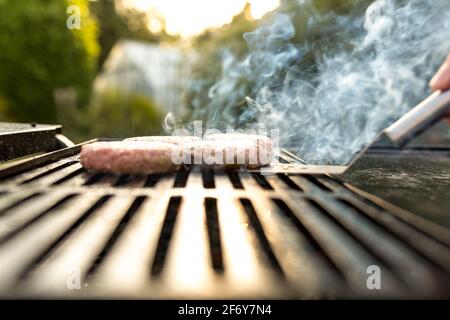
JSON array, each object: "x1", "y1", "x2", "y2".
[{"x1": 0, "y1": 141, "x2": 95, "y2": 181}]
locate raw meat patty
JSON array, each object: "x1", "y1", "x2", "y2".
[
  {"x1": 124, "y1": 136, "x2": 201, "y2": 146},
  {"x1": 203, "y1": 133, "x2": 273, "y2": 167},
  {"x1": 181, "y1": 138, "x2": 271, "y2": 168},
  {"x1": 80, "y1": 141, "x2": 181, "y2": 174}
]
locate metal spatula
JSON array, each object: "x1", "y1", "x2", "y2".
[{"x1": 262, "y1": 89, "x2": 450, "y2": 174}]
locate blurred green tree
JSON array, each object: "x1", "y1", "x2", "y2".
[
  {"x1": 59, "y1": 89, "x2": 164, "y2": 141},
  {"x1": 87, "y1": 89, "x2": 164, "y2": 139},
  {"x1": 91, "y1": 0, "x2": 178, "y2": 68},
  {"x1": 0, "y1": 0, "x2": 99, "y2": 123}
]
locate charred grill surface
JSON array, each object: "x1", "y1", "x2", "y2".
[{"x1": 0, "y1": 151, "x2": 449, "y2": 299}]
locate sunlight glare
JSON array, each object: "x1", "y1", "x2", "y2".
[{"x1": 124, "y1": 0, "x2": 280, "y2": 36}]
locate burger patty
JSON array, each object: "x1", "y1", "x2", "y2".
[
  {"x1": 181, "y1": 138, "x2": 271, "y2": 168},
  {"x1": 80, "y1": 134, "x2": 273, "y2": 173},
  {"x1": 80, "y1": 141, "x2": 180, "y2": 174},
  {"x1": 124, "y1": 136, "x2": 201, "y2": 145},
  {"x1": 204, "y1": 133, "x2": 273, "y2": 166}
]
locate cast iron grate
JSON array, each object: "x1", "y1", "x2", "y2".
[{"x1": 0, "y1": 152, "x2": 449, "y2": 299}]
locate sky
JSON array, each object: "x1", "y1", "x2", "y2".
[{"x1": 121, "y1": 0, "x2": 280, "y2": 37}]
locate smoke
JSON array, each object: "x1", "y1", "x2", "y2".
[{"x1": 188, "y1": 0, "x2": 450, "y2": 164}]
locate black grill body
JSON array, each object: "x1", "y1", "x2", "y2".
[{"x1": 0, "y1": 122, "x2": 65, "y2": 162}]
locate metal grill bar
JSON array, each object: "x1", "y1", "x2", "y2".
[
  {"x1": 204, "y1": 197, "x2": 224, "y2": 273},
  {"x1": 151, "y1": 196, "x2": 182, "y2": 276},
  {"x1": 0, "y1": 152, "x2": 449, "y2": 299}
]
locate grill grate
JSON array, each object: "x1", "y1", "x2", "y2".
[{"x1": 0, "y1": 152, "x2": 449, "y2": 298}]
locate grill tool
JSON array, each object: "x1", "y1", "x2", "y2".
[{"x1": 262, "y1": 89, "x2": 450, "y2": 174}]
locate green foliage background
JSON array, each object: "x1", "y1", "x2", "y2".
[
  {"x1": 91, "y1": 0, "x2": 177, "y2": 67},
  {"x1": 0, "y1": 0, "x2": 167, "y2": 142},
  {"x1": 59, "y1": 89, "x2": 164, "y2": 140},
  {"x1": 0, "y1": 0, "x2": 376, "y2": 141},
  {"x1": 0, "y1": 0, "x2": 99, "y2": 123}
]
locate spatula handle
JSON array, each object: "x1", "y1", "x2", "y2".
[{"x1": 383, "y1": 89, "x2": 450, "y2": 148}]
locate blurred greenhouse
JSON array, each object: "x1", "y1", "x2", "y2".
[{"x1": 93, "y1": 40, "x2": 191, "y2": 114}]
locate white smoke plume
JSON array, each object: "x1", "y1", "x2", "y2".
[{"x1": 191, "y1": 0, "x2": 450, "y2": 164}]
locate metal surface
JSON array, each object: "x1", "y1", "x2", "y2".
[
  {"x1": 0, "y1": 122, "x2": 63, "y2": 162},
  {"x1": 0, "y1": 147, "x2": 449, "y2": 299},
  {"x1": 383, "y1": 89, "x2": 450, "y2": 148},
  {"x1": 249, "y1": 150, "x2": 349, "y2": 174},
  {"x1": 342, "y1": 148, "x2": 450, "y2": 228}
]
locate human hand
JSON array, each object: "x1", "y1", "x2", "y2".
[{"x1": 429, "y1": 54, "x2": 450, "y2": 123}]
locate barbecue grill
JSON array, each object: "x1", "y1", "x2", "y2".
[{"x1": 0, "y1": 122, "x2": 450, "y2": 299}]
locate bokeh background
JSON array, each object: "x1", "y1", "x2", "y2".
[
  {"x1": 0, "y1": 0, "x2": 376, "y2": 142},
  {"x1": 0, "y1": 0, "x2": 448, "y2": 148}
]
